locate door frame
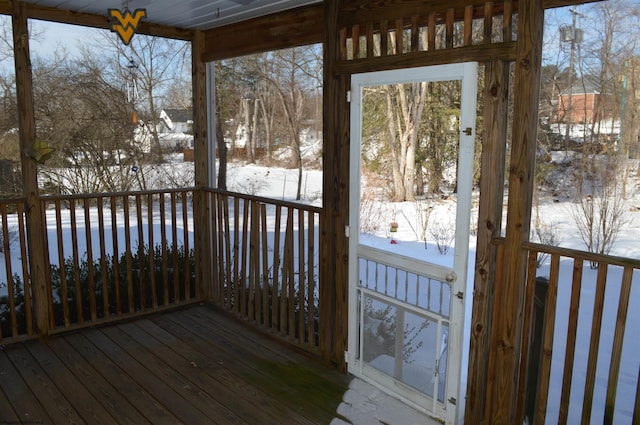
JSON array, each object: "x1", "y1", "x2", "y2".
[{"x1": 347, "y1": 62, "x2": 478, "y2": 424}]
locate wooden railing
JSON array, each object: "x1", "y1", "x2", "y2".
[
  {"x1": 517, "y1": 241, "x2": 640, "y2": 425},
  {"x1": 203, "y1": 189, "x2": 322, "y2": 352},
  {"x1": 0, "y1": 189, "x2": 198, "y2": 343},
  {"x1": 0, "y1": 188, "x2": 323, "y2": 354}
]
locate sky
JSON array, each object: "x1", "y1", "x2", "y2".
[{"x1": 29, "y1": 19, "x2": 104, "y2": 59}]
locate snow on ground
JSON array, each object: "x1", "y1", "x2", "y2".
[{"x1": 2, "y1": 155, "x2": 640, "y2": 424}]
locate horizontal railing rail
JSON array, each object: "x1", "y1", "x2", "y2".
[
  {"x1": 517, "y1": 241, "x2": 640, "y2": 425},
  {"x1": 203, "y1": 188, "x2": 322, "y2": 352}
]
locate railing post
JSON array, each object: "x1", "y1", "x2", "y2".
[
  {"x1": 192, "y1": 29, "x2": 212, "y2": 301},
  {"x1": 12, "y1": 1, "x2": 50, "y2": 338},
  {"x1": 523, "y1": 277, "x2": 549, "y2": 423}
]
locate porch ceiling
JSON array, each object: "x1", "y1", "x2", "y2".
[{"x1": 18, "y1": 0, "x2": 321, "y2": 30}]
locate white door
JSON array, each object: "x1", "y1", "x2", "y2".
[{"x1": 347, "y1": 63, "x2": 477, "y2": 424}]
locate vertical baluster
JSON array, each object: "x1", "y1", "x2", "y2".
[
  {"x1": 534, "y1": 255, "x2": 560, "y2": 423},
  {"x1": 70, "y1": 199, "x2": 83, "y2": 323},
  {"x1": 170, "y1": 192, "x2": 179, "y2": 304},
  {"x1": 411, "y1": 15, "x2": 419, "y2": 52},
  {"x1": 261, "y1": 204, "x2": 269, "y2": 327},
  {"x1": 17, "y1": 203, "x2": 33, "y2": 335},
  {"x1": 516, "y1": 250, "x2": 540, "y2": 422},
  {"x1": 352, "y1": 24, "x2": 360, "y2": 59},
  {"x1": 110, "y1": 196, "x2": 121, "y2": 316},
  {"x1": 249, "y1": 200, "x2": 258, "y2": 323},
  {"x1": 41, "y1": 199, "x2": 54, "y2": 329},
  {"x1": 339, "y1": 27, "x2": 347, "y2": 60},
  {"x1": 1, "y1": 204, "x2": 16, "y2": 337},
  {"x1": 464, "y1": 5, "x2": 474, "y2": 46},
  {"x1": 84, "y1": 199, "x2": 97, "y2": 321},
  {"x1": 558, "y1": 259, "x2": 583, "y2": 425},
  {"x1": 446, "y1": 8, "x2": 454, "y2": 49},
  {"x1": 307, "y1": 211, "x2": 316, "y2": 346},
  {"x1": 503, "y1": 0, "x2": 513, "y2": 43},
  {"x1": 298, "y1": 209, "x2": 305, "y2": 342},
  {"x1": 581, "y1": 264, "x2": 609, "y2": 422},
  {"x1": 604, "y1": 267, "x2": 634, "y2": 425},
  {"x1": 428, "y1": 13, "x2": 436, "y2": 50},
  {"x1": 147, "y1": 193, "x2": 157, "y2": 309},
  {"x1": 97, "y1": 197, "x2": 109, "y2": 319},
  {"x1": 286, "y1": 208, "x2": 295, "y2": 341},
  {"x1": 395, "y1": 18, "x2": 403, "y2": 54},
  {"x1": 272, "y1": 205, "x2": 282, "y2": 331},
  {"x1": 183, "y1": 191, "x2": 191, "y2": 302},
  {"x1": 98, "y1": 196, "x2": 109, "y2": 318},
  {"x1": 54, "y1": 199, "x2": 69, "y2": 327},
  {"x1": 366, "y1": 22, "x2": 374, "y2": 58},
  {"x1": 380, "y1": 20, "x2": 388, "y2": 56},
  {"x1": 159, "y1": 193, "x2": 169, "y2": 306},
  {"x1": 240, "y1": 198, "x2": 250, "y2": 318},
  {"x1": 483, "y1": 2, "x2": 494, "y2": 44},
  {"x1": 135, "y1": 194, "x2": 146, "y2": 311},
  {"x1": 123, "y1": 195, "x2": 134, "y2": 313}
]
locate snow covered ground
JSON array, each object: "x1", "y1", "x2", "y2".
[{"x1": 1, "y1": 155, "x2": 639, "y2": 424}]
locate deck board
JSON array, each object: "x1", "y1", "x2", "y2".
[
  {"x1": 44, "y1": 337, "x2": 152, "y2": 425},
  {"x1": 4, "y1": 345, "x2": 86, "y2": 424},
  {"x1": 65, "y1": 332, "x2": 181, "y2": 425},
  {"x1": 0, "y1": 304, "x2": 350, "y2": 425}
]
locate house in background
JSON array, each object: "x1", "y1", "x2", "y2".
[
  {"x1": 132, "y1": 108, "x2": 194, "y2": 154},
  {"x1": 159, "y1": 109, "x2": 194, "y2": 136},
  {"x1": 556, "y1": 76, "x2": 619, "y2": 141},
  {"x1": 158, "y1": 108, "x2": 194, "y2": 150}
]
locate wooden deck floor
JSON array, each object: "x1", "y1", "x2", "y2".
[{"x1": 0, "y1": 304, "x2": 350, "y2": 425}]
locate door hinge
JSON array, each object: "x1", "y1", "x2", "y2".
[
  {"x1": 449, "y1": 397, "x2": 457, "y2": 406},
  {"x1": 345, "y1": 225, "x2": 350, "y2": 237},
  {"x1": 456, "y1": 291, "x2": 464, "y2": 300},
  {"x1": 344, "y1": 351, "x2": 349, "y2": 364},
  {"x1": 463, "y1": 127, "x2": 473, "y2": 136},
  {"x1": 347, "y1": 90, "x2": 351, "y2": 103}
]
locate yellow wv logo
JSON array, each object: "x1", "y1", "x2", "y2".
[{"x1": 109, "y1": 8, "x2": 146, "y2": 45}]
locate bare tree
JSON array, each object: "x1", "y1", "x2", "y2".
[
  {"x1": 570, "y1": 154, "x2": 628, "y2": 268},
  {"x1": 93, "y1": 33, "x2": 189, "y2": 163},
  {"x1": 267, "y1": 47, "x2": 320, "y2": 200},
  {"x1": 32, "y1": 51, "x2": 141, "y2": 194}
]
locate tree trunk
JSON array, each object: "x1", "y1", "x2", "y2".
[
  {"x1": 251, "y1": 98, "x2": 259, "y2": 159},
  {"x1": 243, "y1": 98, "x2": 255, "y2": 163}
]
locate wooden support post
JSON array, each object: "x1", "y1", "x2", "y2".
[
  {"x1": 192, "y1": 29, "x2": 212, "y2": 301},
  {"x1": 12, "y1": 0, "x2": 50, "y2": 338},
  {"x1": 465, "y1": 59, "x2": 510, "y2": 424},
  {"x1": 321, "y1": 0, "x2": 349, "y2": 369},
  {"x1": 485, "y1": 0, "x2": 543, "y2": 423}
]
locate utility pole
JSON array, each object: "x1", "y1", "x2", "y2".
[{"x1": 560, "y1": 6, "x2": 583, "y2": 149}]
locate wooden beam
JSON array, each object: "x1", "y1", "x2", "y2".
[
  {"x1": 192, "y1": 30, "x2": 212, "y2": 301},
  {"x1": 485, "y1": 0, "x2": 543, "y2": 422},
  {"x1": 335, "y1": 42, "x2": 517, "y2": 75},
  {"x1": 0, "y1": 0, "x2": 192, "y2": 41},
  {"x1": 337, "y1": 0, "x2": 601, "y2": 28},
  {"x1": 202, "y1": 4, "x2": 322, "y2": 63},
  {"x1": 338, "y1": 0, "x2": 498, "y2": 28},
  {"x1": 464, "y1": 59, "x2": 510, "y2": 425},
  {"x1": 12, "y1": 0, "x2": 49, "y2": 338}
]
